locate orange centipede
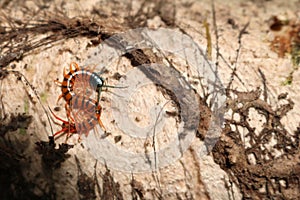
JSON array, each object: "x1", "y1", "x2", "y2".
[
  {"x1": 50, "y1": 94, "x2": 105, "y2": 141},
  {"x1": 55, "y1": 62, "x2": 105, "y2": 120}
]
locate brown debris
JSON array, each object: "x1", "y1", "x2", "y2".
[
  {"x1": 213, "y1": 89, "x2": 300, "y2": 199},
  {"x1": 270, "y1": 17, "x2": 300, "y2": 63},
  {"x1": 0, "y1": 113, "x2": 33, "y2": 137},
  {"x1": 35, "y1": 137, "x2": 73, "y2": 169}
]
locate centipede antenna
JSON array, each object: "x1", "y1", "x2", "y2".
[
  {"x1": 9, "y1": 70, "x2": 54, "y2": 136},
  {"x1": 103, "y1": 89, "x2": 126, "y2": 98},
  {"x1": 101, "y1": 76, "x2": 128, "y2": 89},
  {"x1": 102, "y1": 84, "x2": 128, "y2": 89},
  {"x1": 96, "y1": 82, "x2": 127, "y2": 98},
  {"x1": 96, "y1": 82, "x2": 127, "y2": 103},
  {"x1": 102, "y1": 81, "x2": 128, "y2": 95}
]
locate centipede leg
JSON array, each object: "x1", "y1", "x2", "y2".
[
  {"x1": 56, "y1": 94, "x2": 64, "y2": 104},
  {"x1": 70, "y1": 62, "x2": 79, "y2": 73},
  {"x1": 98, "y1": 119, "x2": 106, "y2": 132},
  {"x1": 54, "y1": 80, "x2": 63, "y2": 86},
  {"x1": 49, "y1": 108, "x2": 77, "y2": 139},
  {"x1": 53, "y1": 128, "x2": 68, "y2": 138},
  {"x1": 49, "y1": 108, "x2": 69, "y2": 124},
  {"x1": 65, "y1": 103, "x2": 75, "y2": 122},
  {"x1": 63, "y1": 66, "x2": 68, "y2": 76},
  {"x1": 65, "y1": 126, "x2": 73, "y2": 143},
  {"x1": 95, "y1": 104, "x2": 106, "y2": 132}
]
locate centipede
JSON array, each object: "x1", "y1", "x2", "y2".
[
  {"x1": 53, "y1": 62, "x2": 125, "y2": 141},
  {"x1": 55, "y1": 62, "x2": 105, "y2": 119},
  {"x1": 50, "y1": 94, "x2": 105, "y2": 141}
]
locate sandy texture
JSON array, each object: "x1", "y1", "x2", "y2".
[{"x1": 0, "y1": 0, "x2": 299, "y2": 199}]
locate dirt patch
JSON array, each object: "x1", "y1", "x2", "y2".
[
  {"x1": 0, "y1": 0, "x2": 299, "y2": 199},
  {"x1": 213, "y1": 88, "x2": 300, "y2": 199}
]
